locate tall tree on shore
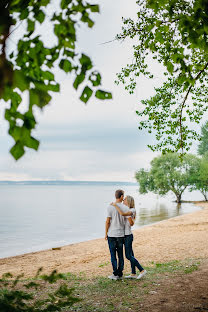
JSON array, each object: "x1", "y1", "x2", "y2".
[
  {"x1": 135, "y1": 153, "x2": 198, "y2": 203},
  {"x1": 189, "y1": 154, "x2": 208, "y2": 201},
  {"x1": 198, "y1": 122, "x2": 208, "y2": 156},
  {"x1": 0, "y1": 0, "x2": 112, "y2": 160},
  {"x1": 116, "y1": 0, "x2": 208, "y2": 155}
]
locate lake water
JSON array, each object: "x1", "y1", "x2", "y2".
[{"x1": 0, "y1": 182, "x2": 204, "y2": 259}]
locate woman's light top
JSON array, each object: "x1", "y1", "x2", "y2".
[{"x1": 125, "y1": 208, "x2": 136, "y2": 235}]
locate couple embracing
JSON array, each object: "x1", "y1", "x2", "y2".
[{"x1": 105, "y1": 189, "x2": 147, "y2": 280}]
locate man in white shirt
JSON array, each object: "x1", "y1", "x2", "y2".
[{"x1": 105, "y1": 189, "x2": 130, "y2": 280}]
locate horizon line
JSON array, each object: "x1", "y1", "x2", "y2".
[{"x1": 0, "y1": 180, "x2": 137, "y2": 184}]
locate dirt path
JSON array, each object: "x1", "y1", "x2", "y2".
[
  {"x1": 140, "y1": 259, "x2": 208, "y2": 312},
  {"x1": 1, "y1": 202, "x2": 208, "y2": 278}
]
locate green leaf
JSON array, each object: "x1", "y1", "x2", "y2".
[
  {"x1": 24, "y1": 136, "x2": 39, "y2": 150},
  {"x1": 89, "y1": 71, "x2": 101, "y2": 86},
  {"x1": 40, "y1": 0, "x2": 50, "y2": 6},
  {"x1": 73, "y1": 73, "x2": 85, "y2": 89},
  {"x1": 95, "y1": 90, "x2": 112, "y2": 100},
  {"x1": 24, "y1": 111, "x2": 36, "y2": 129},
  {"x1": 42, "y1": 71, "x2": 55, "y2": 81},
  {"x1": 39, "y1": 90, "x2": 52, "y2": 107},
  {"x1": 2, "y1": 86, "x2": 12, "y2": 102},
  {"x1": 63, "y1": 49, "x2": 75, "y2": 58},
  {"x1": 10, "y1": 141, "x2": 25, "y2": 160},
  {"x1": 34, "y1": 82, "x2": 48, "y2": 92},
  {"x1": 63, "y1": 39, "x2": 75, "y2": 49},
  {"x1": 30, "y1": 89, "x2": 51, "y2": 108},
  {"x1": 36, "y1": 10, "x2": 45, "y2": 23},
  {"x1": 10, "y1": 0, "x2": 22, "y2": 6},
  {"x1": 166, "y1": 62, "x2": 174, "y2": 73},
  {"x1": 61, "y1": 0, "x2": 72, "y2": 9},
  {"x1": 5, "y1": 109, "x2": 13, "y2": 122},
  {"x1": 80, "y1": 86, "x2": 93, "y2": 103},
  {"x1": 155, "y1": 31, "x2": 164, "y2": 44},
  {"x1": 81, "y1": 14, "x2": 94, "y2": 28},
  {"x1": 88, "y1": 5, "x2": 99, "y2": 13},
  {"x1": 20, "y1": 8, "x2": 29, "y2": 20},
  {"x1": 177, "y1": 75, "x2": 186, "y2": 84},
  {"x1": 10, "y1": 91, "x2": 22, "y2": 109},
  {"x1": 80, "y1": 54, "x2": 93, "y2": 71},
  {"x1": 9, "y1": 126, "x2": 21, "y2": 141},
  {"x1": 59, "y1": 59, "x2": 73, "y2": 73},
  {"x1": 13, "y1": 71, "x2": 29, "y2": 92},
  {"x1": 27, "y1": 19, "x2": 35, "y2": 32},
  {"x1": 47, "y1": 83, "x2": 60, "y2": 92},
  {"x1": 30, "y1": 89, "x2": 40, "y2": 107}
]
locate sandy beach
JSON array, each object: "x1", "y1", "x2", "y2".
[{"x1": 1, "y1": 201, "x2": 208, "y2": 278}]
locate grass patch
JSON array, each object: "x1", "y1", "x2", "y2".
[
  {"x1": 57, "y1": 271, "x2": 86, "y2": 281},
  {"x1": 148, "y1": 260, "x2": 183, "y2": 273},
  {"x1": 98, "y1": 261, "x2": 110, "y2": 268},
  {"x1": 68, "y1": 259, "x2": 202, "y2": 311},
  {"x1": 0, "y1": 259, "x2": 203, "y2": 312},
  {"x1": 184, "y1": 263, "x2": 199, "y2": 274}
]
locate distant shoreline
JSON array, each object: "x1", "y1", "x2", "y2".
[{"x1": 0, "y1": 180, "x2": 137, "y2": 186}]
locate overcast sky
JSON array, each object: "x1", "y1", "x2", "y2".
[{"x1": 0, "y1": 0, "x2": 201, "y2": 182}]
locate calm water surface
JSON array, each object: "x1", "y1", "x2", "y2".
[{"x1": 0, "y1": 183, "x2": 203, "y2": 258}]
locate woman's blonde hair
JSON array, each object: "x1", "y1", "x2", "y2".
[{"x1": 126, "y1": 195, "x2": 135, "y2": 209}]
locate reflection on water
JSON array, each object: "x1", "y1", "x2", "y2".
[
  {"x1": 137, "y1": 203, "x2": 180, "y2": 226},
  {"x1": 133, "y1": 191, "x2": 202, "y2": 228}
]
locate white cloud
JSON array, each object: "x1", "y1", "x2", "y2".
[{"x1": 0, "y1": 172, "x2": 32, "y2": 181}]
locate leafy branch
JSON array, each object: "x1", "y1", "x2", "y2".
[
  {"x1": 116, "y1": 0, "x2": 208, "y2": 154},
  {"x1": 0, "y1": 269, "x2": 80, "y2": 311},
  {"x1": 0, "y1": 0, "x2": 112, "y2": 160},
  {"x1": 179, "y1": 61, "x2": 208, "y2": 151}
]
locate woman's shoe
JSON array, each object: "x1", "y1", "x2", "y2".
[
  {"x1": 137, "y1": 270, "x2": 147, "y2": 279},
  {"x1": 124, "y1": 274, "x2": 137, "y2": 279}
]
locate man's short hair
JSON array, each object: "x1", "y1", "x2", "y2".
[{"x1": 115, "y1": 189, "x2": 124, "y2": 199}]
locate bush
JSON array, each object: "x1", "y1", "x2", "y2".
[{"x1": 0, "y1": 269, "x2": 80, "y2": 312}]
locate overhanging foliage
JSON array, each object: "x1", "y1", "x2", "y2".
[
  {"x1": 0, "y1": 0, "x2": 112, "y2": 160},
  {"x1": 116, "y1": 0, "x2": 208, "y2": 154}
]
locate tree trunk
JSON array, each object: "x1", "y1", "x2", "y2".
[
  {"x1": 176, "y1": 194, "x2": 181, "y2": 203},
  {"x1": 201, "y1": 192, "x2": 208, "y2": 201},
  {"x1": 176, "y1": 203, "x2": 181, "y2": 211}
]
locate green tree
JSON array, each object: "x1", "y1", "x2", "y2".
[
  {"x1": 0, "y1": 0, "x2": 112, "y2": 160},
  {"x1": 135, "y1": 153, "x2": 198, "y2": 203},
  {"x1": 198, "y1": 122, "x2": 208, "y2": 155},
  {"x1": 135, "y1": 168, "x2": 154, "y2": 194},
  {"x1": 116, "y1": 0, "x2": 208, "y2": 154},
  {"x1": 189, "y1": 153, "x2": 208, "y2": 201}
]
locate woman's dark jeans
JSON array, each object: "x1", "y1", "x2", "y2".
[
  {"x1": 124, "y1": 234, "x2": 144, "y2": 274},
  {"x1": 107, "y1": 236, "x2": 124, "y2": 277}
]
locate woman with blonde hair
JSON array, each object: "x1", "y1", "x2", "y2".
[{"x1": 111, "y1": 195, "x2": 146, "y2": 279}]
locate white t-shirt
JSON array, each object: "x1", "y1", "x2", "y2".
[
  {"x1": 107, "y1": 203, "x2": 129, "y2": 237},
  {"x1": 125, "y1": 208, "x2": 136, "y2": 235}
]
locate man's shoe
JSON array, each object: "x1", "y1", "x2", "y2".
[
  {"x1": 108, "y1": 274, "x2": 119, "y2": 280},
  {"x1": 124, "y1": 274, "x2": 137, "y2": 279},
  {"x1": 137, "y1": 270, "x2": 147, "y2": 280}
]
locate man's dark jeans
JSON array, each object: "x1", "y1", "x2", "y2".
[
  {"x1": 124, "y1": 234, "x2": 144, "y2": 274},
  {"x1": 107, "y1": 236, "x2": 124, "y2": 277}
]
